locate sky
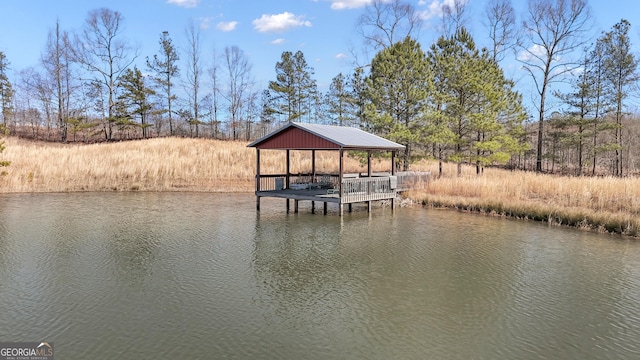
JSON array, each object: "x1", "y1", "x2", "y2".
[{"x1": 1, "y1": 0, "x2": 639, "y2": 106}]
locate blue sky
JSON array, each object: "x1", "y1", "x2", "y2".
[{"x1": 1, "y1": 0, "x2": 638, "y2": 98}]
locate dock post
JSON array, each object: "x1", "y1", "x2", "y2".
[
  {"x1": 294, "y1": 200, "x2": 299, "y2": 213},
  {"x1": 311, "y1": 201, "x2": 315, "y2": 214},
  {"x1": 323, "y1": 202, "x2": 328, "y2": 215},
  {"x1": 286, "y1": 199, "x2": 290, "y2": 213},
  {"x1": 255, "y1": 151, "x2": 261, "y2": 211}
]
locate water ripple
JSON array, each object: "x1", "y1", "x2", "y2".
[{"x1": 1, "y1": 193, "x2": 639, "y2": 359}]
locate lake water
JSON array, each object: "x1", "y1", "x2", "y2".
[{"x1": 1, "y1": 192, "x2": 639, "y2": 359}]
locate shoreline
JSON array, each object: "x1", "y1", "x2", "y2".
[
  {"x1": 1, "y1": 188, "x2": 635, "y2": 238},
  {"x1": 418, "y1": 197, "x2": 639, "y2": 238},
  {"x1": 1, "y1": 136, "x2": 638, "y2": 238}
]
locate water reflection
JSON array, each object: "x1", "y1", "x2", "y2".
[{"x1": 0, "y1": 193, "x2": 639, "y2": 359}]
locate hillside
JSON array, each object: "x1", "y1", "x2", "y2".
[{"x1": 1, "y1": 136, "x2": 639, "y2": 237}]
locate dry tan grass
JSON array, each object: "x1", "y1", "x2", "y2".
[
  {"x1": 0, "y1": 137, "x2": 376, "y2": 193},
  {"x1": 408, "y1": 160, "x2": 640, "y2": 236},
  {"x1": 1, "y1": 136, "x2": 638, "y2": 236}
]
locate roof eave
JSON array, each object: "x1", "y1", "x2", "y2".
[
  {"x1": 342, "y1": 145, "x2": 406, "y2": 151},
  {"x1": 246, "y1": 122, "x2": 296, "y2": 148}
]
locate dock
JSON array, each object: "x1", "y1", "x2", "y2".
[{"x1": 248, "y1": 122, "x2": 429, "y2": 216}]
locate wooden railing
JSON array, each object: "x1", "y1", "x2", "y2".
[
  {"x1": 256, "y1": 174, "x2": 284, "y2": 192},
  {"x1": 341, "y1": 176, "x2": 396, "y2": 203},
  {"x1": 256, "y1": 174, "x2": 339, "y2": 192},
  {"x1": 256, "y1": 171, "x2": 430, "y2": 199},
  {"x1": 396, "y1": 171, "x2": 430, "y2": 191}
]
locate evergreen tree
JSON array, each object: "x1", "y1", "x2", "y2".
[
  {"x1": 0, "y1": 52, "x2": 14, "y2": 127},
  {"x1": 326, "y1": 73, "x2": 355, "y2": 126},
  {"x1": 350, "y1": 67, "x2": 369, "y2": 129},
  {"x1": 429, "y1": 27, "x2": 527, "y2": 176},
  {"x1": 117, "y1": 66, "x2": 155, "y2": 138},
  {"x1": 588, "y1": 38, "x2": 618, "y2": 175},
  {"x1": 365, "y1": 36, "x2": 432, "y2": 171},
  {"x1": 268, "y1": 50, "x2": 316, "y2": 122},
  {"x1": 601, "y1": 19, "x2": 638, "y2": 177},
  {"x1": 146, "y1": 31, "x2": 179, "y2": 136},
  {"x1": 0, "y1": 123, "x2": 9, "y2": 169},
  {"x1": 553, "y1": 49, "x2": 608, "y2": 175},
  {"x1": 292, "y1": 51, "x2": 316, "y2": 121}
]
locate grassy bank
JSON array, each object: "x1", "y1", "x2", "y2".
[
  {"x1": 408, "y1": 160, "x2": 640, "y2": 237},
  {"x1": 1, "y1": 136, "x2": 638, "y2": 237},
  {"x1": 0, "y1": 136, "x2": 378, "y2": 193}
]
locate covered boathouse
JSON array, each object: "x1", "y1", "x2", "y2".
[{"x1": 247, "y1": 122, "x2": 409, "y2": 216}]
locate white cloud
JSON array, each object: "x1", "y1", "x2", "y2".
[
  {"x1": 216, "y1": 21, "x2": 238, "y2": 32},
  {"x1": 336, "y1": 53, "x2": 347, "y2": 59},
  {"x1": 517, "y1": 44, "x2": 547, "y2": 62},
  {"x1": 252, "y1": 12, "x2": 312, "y2": 33},
  {"x1": 418, "y1": 0, "x2": 468, "y2": 20},
  {"x1": 199, "y1": 17, "x2": 213, "y2": 29},
  {"x1": 271, "y1": 38, "x2": 286, "y2": 45},
  {"x1": 330, "y1": 0, "x2": 374, "y2": 10},
  {"x1": 167, "y1": 0, "x2": 199, "y2": 8}
]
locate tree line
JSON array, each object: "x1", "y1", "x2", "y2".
[{"x1": 0, "y1": 0, "x2": 638, "y2": 176}]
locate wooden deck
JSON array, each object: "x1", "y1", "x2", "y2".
[
  {"x1": 256, "y1": 188, "x2": 341, "y2": 203},
  {"x1": 255, "y1": 172, "x2": 430, "y2": 215}
]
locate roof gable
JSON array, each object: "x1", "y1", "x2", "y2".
[{"x1": 247, "y1": 122, "x2": 405, "y2": 151}]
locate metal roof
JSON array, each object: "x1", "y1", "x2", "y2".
[{"x1": 247, "y1": 122, "x2": 405, "y2": 151}]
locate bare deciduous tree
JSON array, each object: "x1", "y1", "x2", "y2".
[
  {"x1": 18, "y1": 68, "x2": 52, "y2": 139},
  {"x1": 42, "y1": 19, "x2": 77, "y2": 142},
  {"x1": 208, "y1": 48, "x2": 222, "y2": 138},
  {"x1": 484, "y1": 0, "x2": 518, "y2": 62},
  {"x1": 356, "y1": 0, "x2": 422, "y2": 52},
  {"x1": 68, "y1": 8, "x2": 137, "y2": 140},
  {"x1": 222, "y1": 46, "x2": 253, "y2": 140},
  {"x1": 519, "y1": 0, "x2": 592, "y2": 172},
  {"x1": 184, "y1": 21, "x2": 204, "y2": 138},
  {"x1": 440, "y1": 0, "x2": 469, "y2": 38}
]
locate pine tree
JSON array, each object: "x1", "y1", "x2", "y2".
[
  {"x1": 117, "y1": 66, "x2": 155, "y2": 138},
  {"x1": 553, "y1": 49, "x2": 607, "y2": 175},
  {"x1": 588, "y1": 38, "x2": 618, "y2": 175},
  {"x1": 0, "y1": 52, "x2": 14, "y2": 127},
  {"x1": 365, "y1": 36, "x2": 432, "y2": 170},
  {"x1": 601, "y1": 19, "x2": 638, "y2": 177},
  {"x1": 0, "y1": 123, "x2": 9, "y2": 169},
  {"x1": 268, "y1": 51, "x2": 316, "y2": 122},
  {"x1": 326, "y1": 73, "x2": 355, "y2": 126},
  {"x1": 146, "y1": 31, "x2": 179, "y2": 136},
  {"x1": 429, "y1": 27, "x2": 527, "y2": 176},
  {"x1": 350, "y1": 67, "x2": 369, "y2": 129}
]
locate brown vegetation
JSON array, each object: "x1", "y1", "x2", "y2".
[
  {"x1": 1, "y1": 136, "x2": 638, "y2": 237},
  {"x1": 409, "y1": 160, "x2": 640, "y2": 237},
  {"x1": 0, "y1": 137, "x2": 375, "y2": 193}
]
